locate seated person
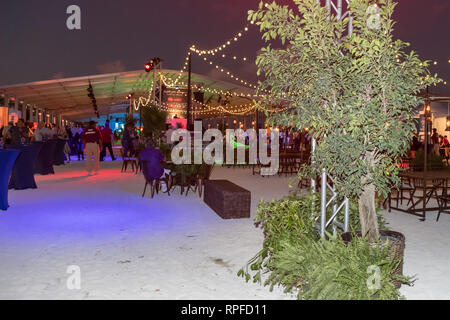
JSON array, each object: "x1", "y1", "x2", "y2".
[{"x1": 139, "y1": 143, "x2": 171, "y2": 192}]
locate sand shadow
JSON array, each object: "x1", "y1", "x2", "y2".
[{"x1": 38, "y1": 175, "x2": 90, "y2": 184}]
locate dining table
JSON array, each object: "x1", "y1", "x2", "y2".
[
  {"x1": 53, "y1": 139, "x2": 67, "y2": 166},
  {"x1": 33, "y1": 140, "x2": 57, "y2": 175},
  {"x1": 163, "y1": 161, "x2": 203, "y2": 195},
  {"x1": 0, "y1": 149, "x2": 21, "y2": 210},
  {"x1": 389, "y1": 170, "x2": 450, "y2": 221},
  {"x1": 6, "y1": 143, "x2": 43, "y2": 190}
]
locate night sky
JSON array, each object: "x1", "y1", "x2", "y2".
[{"x1": 0, "y1": 0, "x2": 449, "y2": 94}]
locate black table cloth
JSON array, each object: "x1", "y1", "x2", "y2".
[
  {"x1": 0, "y1": 149, "x2": 21, "y2": 210},
  {"x1": 53, "y1": 139, "x2": 67, "y2": 166},
  {"x1": 6, "y1": 144, "x2": 43, "y2": 190},
  {"x1": 33, "y1": 140, "x2": 57, "y2": 175}
]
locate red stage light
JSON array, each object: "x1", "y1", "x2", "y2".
[{"x1": 145, "y1": 60, "x2": 154, "y2": 72}]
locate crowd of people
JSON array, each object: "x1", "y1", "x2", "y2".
[
  {"x1": 0, "y1": 119, "x2": 68, "y2": 145},
  {"x1": 410, "y1": 128, "x2": 450, "y2": 162},
  {"x1": 278, "y1": 128, "x2": 312, "y2": 152},
  {"x1": 0, "y1": 119, "x2": 148, "y2": 175}
]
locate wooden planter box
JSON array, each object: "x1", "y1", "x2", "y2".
[{"x1": 204, "y1": 180, "x2": 251, "y2": 219}]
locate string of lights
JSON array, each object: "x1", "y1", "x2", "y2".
[
  {"x1": 196, "y1": 54, "x2": 266, "y2": 91},
  {"x1": 132, "y1": 81, "x2": 290, "y2": 118},
  {"x1": 159, "y1": 79, "x2": 266, "y2": 99},
  {"x1": 133, "y1": 83, "x2": 154, "y2": 111},
  {"x1": 190, "y1": 46, "x2": 249, "y2": 64},
  {"x1": 160, "y1": 51, "x2": 191, "y2": 87},
  {"x1": 428, "y1": 59, "x2": 449, "y2": 86},
  {"x1": 192, "y1": 98, "x2": 256, "y2": 115},
  {"x1": 190, "y1": 55, "x2": 304, "y2": 99},
  {"x1": 133, "y1": 13, "x2": 350, "y2": 117},
  {"x1": 190, "y1": 24, "x2": 251, "y2": 56},
  {"x1": 160, "y1": 102, "x2": 187, "y2": 114},
  {"x1": 196, "y1": 85, "x2": 265, "y2": 99}
]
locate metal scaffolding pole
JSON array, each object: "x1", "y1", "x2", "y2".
[
  {"x1": 159, "y1": 63, "x2": 163, "y2": 106},
  {"x1": 315, "y1": 0, "x2": 352, "y2": 237},
  {"x1": 187, "y1": 52, "x2": 192, "y2": 131}
]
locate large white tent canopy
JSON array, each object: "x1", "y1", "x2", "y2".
[{"x1": 0, "y1": 70, "x2": 257, "y2": 121}]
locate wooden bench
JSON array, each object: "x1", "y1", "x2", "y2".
[{"x1": 203, "y1": 180, "x2": 251, "y2": 219}]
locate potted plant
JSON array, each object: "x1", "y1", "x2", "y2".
[
  {"x1": 249, "y1": 0, "x2": 439, "y2": 240},
  {"x1": 411, "y1": 149, "x2": 445, "y2": 171},
  {"x1": 140, "y1": 103, "x2": 168, "y2": 147},
  {"x1": 239, "y1": 194, "x2": 413, "y2": 299},
  {"x1": 244, "y1": 0, "x2": 440, "y2": 294}
]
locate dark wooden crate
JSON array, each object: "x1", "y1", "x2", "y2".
[{"x1": 203, "y1": 180, "x2": 251, "y2": 219}]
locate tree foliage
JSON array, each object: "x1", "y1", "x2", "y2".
[
  {"x1": 249, "y1": 0, "x2": 440, "y2": 241},
  {"x1": 141, "y1": 104, "x2": 168, "y2": 145},
  {"x1": 238, "y1": 194, "x2": 413, "y2": 300}
]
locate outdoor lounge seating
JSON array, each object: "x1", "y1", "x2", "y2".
[
  {"x1": 141, "y1": 160, "x2": 172, "y2": 198},
  {"x1": 388, "y1": 176, "x2": 415, "y2": 209},
  {"x1": 388, "y1": 171, "x2": 450, "y2": 220},
  {"x1": 436, "y1": 193, "x2": 450, "y2": 222},
  {"x1": 53, "y1": 139, "x2": 67, "y2": 166},
  {"x1": 0, "y1": 149, "x2": 21, "y2": 211},
  {"x1": 33, "y1": 140, "x2": 57, "y2": 175},
  {"x1": 6, "y1": 143, "x2": 43, "y2": 190},
  {"x1": 183, "y1": 164, "x2": 215, "y2": 197},
  {"x1": 203, "y1": 180, "x2": 251, "y2": 219},
  {"x1": 120, "y1": 148, "x2": 138, "y2": 173}
]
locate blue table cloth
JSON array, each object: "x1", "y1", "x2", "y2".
[
  {"x1": 0, "y1": 149, "x2": 21, "y2": 210},
  {"x1": 33, "y1": 140, "x2": 57, "y2": 175},
  {"x1": 6, "y1": 143, "x2": 43, "y2": 190},
  {"x1": 53, "y1": 139, "x2": 67, "y2": 166}
]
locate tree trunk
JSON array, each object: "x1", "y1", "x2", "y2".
[{"x1": 358, "y1": 180, "x2": 379, "y2": 243}]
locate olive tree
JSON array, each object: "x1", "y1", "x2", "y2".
[
  {"x1": 250, "y1": 0, "x2": 440, "y2": 242},
  {"x1": 142, "y1": 104, "x2": 168, "y2": 146}
]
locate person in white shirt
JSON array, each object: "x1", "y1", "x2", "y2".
[
  {"x1": 33, "y1": 122, "x2": 52, "y2": 142},
  {"x1": 2, "y1": 122, "x2": 13, "y2": 137},
  {"x1": 165, "y1": 124, "x2": 175, "y2": 145},
  {"x1": 71, "y1": 124, "x2": 79, "y2": 137}
]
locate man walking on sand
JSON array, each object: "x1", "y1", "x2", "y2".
[
  {"x1": 81, "y1": 120, "x2": 103, "y2": 175},
  {"x1": 100, "y1": 120, "x2": 116, "y2": 161}
]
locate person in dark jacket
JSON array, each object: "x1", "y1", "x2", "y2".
[
  {"x1": 122, "y1": 125, "x2": 137, "y2": 157},
  {"x1": 72, "y1": 125, "x2": 84, "y2": 161},
  {"x1": 139, "y1": 143, "x2": 171, "y2": 192},
  {"x1": 100, "y1": 120, "x2": 116, "y2": 161},
  {"x1": 7, "y1": 119, "x2": 31, "y2": 145}
]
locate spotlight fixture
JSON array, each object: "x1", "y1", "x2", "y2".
[
  {"x1": 145, "y1": 61, "x2": 153, "y2": 72},
  {"x1": 144, "y1": 57, "x2": 163, "y2": 72}
]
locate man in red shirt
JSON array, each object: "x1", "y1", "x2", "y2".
[
  {"x1": 81, "y1": 120, "x2": 103, "y2": 175},
  {"x1": 100, "y1": 120, "x2": 116, "y2": 161}
]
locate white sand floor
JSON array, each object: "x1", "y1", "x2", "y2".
[{"x1": 0, "y1": 159, "x2": 449, "y2": 299}]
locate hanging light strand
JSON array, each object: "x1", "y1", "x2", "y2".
[
  {"x1": 190, "y1": 47, "x2": 249, "y2": 64},
  {"x1": 190, "y1": 25, "x2": 251, "y2": 56}
]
